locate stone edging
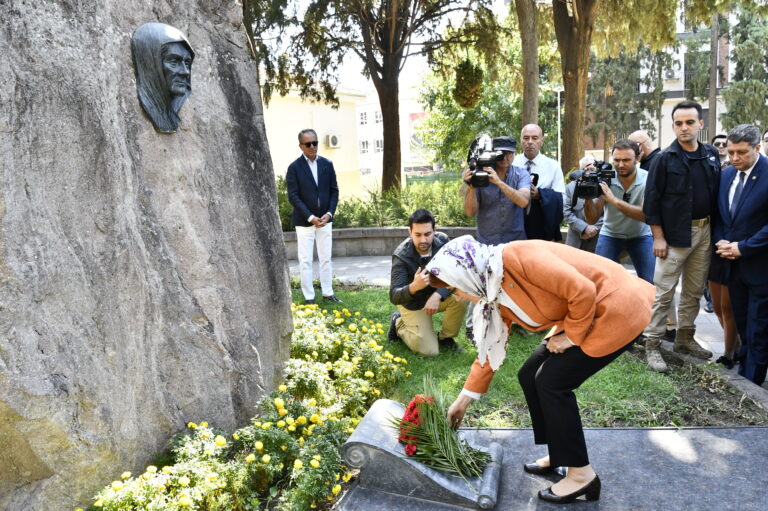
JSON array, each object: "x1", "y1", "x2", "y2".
[{"x1": 282, "y1": 226, "x2": 478, "y2": 260}]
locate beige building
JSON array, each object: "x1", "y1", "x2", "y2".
[{"x1": 263, "y1": 87, "x2": 369, "y2": 199}]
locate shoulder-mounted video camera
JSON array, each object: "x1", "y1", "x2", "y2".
[{"x1": 466, "y1": 134, "x2": 505, "y2": 188}]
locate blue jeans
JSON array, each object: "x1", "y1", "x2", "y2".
[{"x1": 595, "y1": 234, "x2": 655, "y2": 283}]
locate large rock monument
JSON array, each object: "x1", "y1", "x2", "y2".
[{"x1": 0, "y1": 1, "x2": 293, "y2": 509}]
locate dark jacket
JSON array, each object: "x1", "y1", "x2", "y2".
[
  {"x1": 641, "y1": 147, "x2": 661, "y2": 170},
  {"x1": 525, "y1": 188, "x2": 564, "y2": 242},
  {"x1": 714, "y1": 155, "x2": 768, "y2": 286},
  {"x1": 285, "y1": 155, "x2": 339, "y2": 227},
  {"x1": 390, "y1": 232, "x2": 452, "y2": 310},
  {"x1": 643, "y1": 140, "x2": 720, "y2": 247}
]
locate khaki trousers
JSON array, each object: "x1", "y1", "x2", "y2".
[
  {"x1": 397, "y1": 295, "x2": 467, "y2": 356},
  {"x1": 644, "y1": 223, "x2": 711, "y2": 340}
]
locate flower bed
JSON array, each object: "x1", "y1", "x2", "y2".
[{"x1": 83, "y1": 304, "x2": 410, "y2": 511}]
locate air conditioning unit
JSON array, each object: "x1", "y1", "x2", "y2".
[
  {"x1": 664, "y1": 68, "x2": 678, "y2": 80},
  {"x1": 325, "y1": 133, "x2": 341, "y2": 148}
]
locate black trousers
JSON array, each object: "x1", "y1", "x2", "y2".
[
  {"x1": 517, "y1": 339, "x2": 632, "y2": 468},
  {"x1": 729, "y1": 262, "x2": 768, "y2": 386}
]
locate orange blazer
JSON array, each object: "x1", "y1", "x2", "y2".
[{"x1": 464, "y1": 240, "x2": 655, "y2": 394}]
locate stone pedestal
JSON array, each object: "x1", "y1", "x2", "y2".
[{"x1": 339, "y1": 399, "x2": 503, "y2": 510}]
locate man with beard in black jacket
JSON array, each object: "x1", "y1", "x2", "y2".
[{"x1": 388, "y1": 209, "x2": 467, "y2": 355}]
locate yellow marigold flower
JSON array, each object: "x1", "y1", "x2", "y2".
[
  {"x1": 179, "y1": 475, "x2": 190, "y2": 486},
  {"x1": 278, "y1": 384, "x2": 288, "y2": 392},
  {"x1": 178, "y1": 495, "x2": 192, "y2": 507},
  {"x1": 121, "y1": 471, "x2": 131, "y2": 479},
  {"x1": 277, "y1": 420, "x2": 286, "y2": 428},
  {"x1": 201, "y1": 432, "x2": 212, "y2": 439},
  {"x1": 367, "y1": 341, "x2": 377, "y2": 348},
  {"x1": 360, "y1": 387, "x2": 368, "y2": 393},
  {"x1": 281, "y1": 444, "x2": 288, "y2": 451},
  {"x1": 332, "y1": 484, "x2": 342, "y2": 495},
  {"x1": 162, "y1": 466, "x2": 173, "y2": 474},
  {"x1": 344, "y1": 369, "x2": 352, "y2": 375},
  {"x1": 286, "y1": 417, "x2": 295, "y2": 425},
  {"x1": 310, "y1": 504, "x2": 317, "y2": 509},
  {"x1": 274, "y1": 397, "x2": 285, "y2": 408},
  {"x1": 204, "y1": 449, "x2": 213, "y2": 456},
  {"x1": 311, "y1": 351, "x2": 319, "y2": 358},
  {"x1": 310, "y1": 459, "x2": 320, "y2": 468},
  {"x1": 375, "y1": 323, "x2": 383, "y2": 328},
  {"x1": 214, "y1": 435, "x2": 227, "y2": 447},
  {"x1": 187, "y1": 422, "x2": 197, "y2": 429},
  {"x1": 354, "y1": 311, "x2": 360, "y2": 316},
  {"x1": 335, "y1": 473, "x2": 340, "y2": 481},
  {"x1": 208, "y1": 474, "x2": 218, "y2": 481},
  {"x1": 253, "y1": 421, "x2": 262, "y2": 427},
  {"x1": 200, "y1": 421, "x2": 208, "y2": 427},
  {"x1": 94, "y1": 500, "x2": 103, "y2": 508},
  {"x1": 299, "y1": 437, "x2": 305, "y2": 445},
  {"x1": 280, "y1": 462, "x2": 284, "y2": 469},
  {"x1": 406, "y1": 371, "x2": 412, "y2": 376},
  {"x1": 325, "y1": 362, "x2": 333, "y2": 370},
  {"x1": 294, "y1": 459, "x2": 303, "y2": 470},
  {"x1": 245, "y1": 453, "x2": 256, "y2": 463},
  {"x1": 373, "y1": 389, "x2": 381, "y2": 396},
  {"x1": 343, "y1": 473, "x2": 352, "y2": 482},
  {"x1": 334, "y1": 318, "x2": 344, "y2": 325},
  {"x1": 364, "y1": 371, "x2": 374, "y2": 378},
  {"x1": 288, "y1": 425, "x2": 296, "y2": 432},
  {"x1": 347, "y1": 427, "x2": 355, "y2": 433},
  {"x1": 308, "y1": 398, "x2": 317, "y2": 407},
  {"x1": 377, "y1": 330, "x2": 384, "y2": 335},
  {"x1": 278, "y1": 408, "x2": 289, "y2": 417},
  {"x1": 111, "y1": 480, "x2": 124, "y2": 491},
  {"x1": 349, "y1": 324, "x2": 357, "y2": 332},
  {"x1": 328, "y1": 495, "x2": 334, "y2": 501},
  {"x1": 262, "y1": 422, "x2": 272, "y2": 430},
  {"x1": 255, "y1": 441, "x2": 264, "y2": 451},
  {"x1": 342, "y1": 308, "x2": 349, "y2": 314},
  {"x1": 232, "y1": 433, "x2": 240, "y2": 441},
  {"x1": 362, "y1": 326, "x2": 369, "y2": 332},
  {"x1": 310, "y1": 414, "x2": 321, "y2": 423},
  {"x1": 297, "y1": 415, "x2": 308, "y2": 425},
  {"x1": 262, "y1": 454, "x2": 271, "y2": 463}
]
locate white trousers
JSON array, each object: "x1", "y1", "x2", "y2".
[{"x1": 295, "y1": 223, "x2": 334, "y2": 300}]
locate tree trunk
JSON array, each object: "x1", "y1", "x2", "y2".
[
  {"x1": 708, "y1": 13, "x2": 719, "y2": 138},
  {"x1": 515, "y1": 0, "x2": 539, "y2": 125},
  {"x1": 553, "y1": 0, "x2": 600, "y2": 175},
  {"x1": 374, "y1": 63, "x2": 402, "y2": 193}
]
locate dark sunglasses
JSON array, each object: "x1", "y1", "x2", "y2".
[
  {"x1": 713, "y1": 141, "x2": 726, "y2": 148},
  {"x1": 302, "y1": 141, "x2": 319, "y2": 148}
]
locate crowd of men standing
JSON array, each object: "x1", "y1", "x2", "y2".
[{"x1": 286, "y1": 99, "x2": 768, "y2": 388}]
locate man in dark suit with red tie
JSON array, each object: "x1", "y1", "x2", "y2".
[
  {"x1": 286, "y1": 129, "x2": 341, "y2": 305},
  {"x1": 714, "y1": 124, "x2": 768, "y2": 385}
]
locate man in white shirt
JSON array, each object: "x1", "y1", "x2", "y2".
[{"x1": 513, "y1": 124, "x2": 566, "y2": 240}]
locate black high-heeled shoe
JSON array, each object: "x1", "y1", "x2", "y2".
[
  {"x1": 538, "y1": 474, "x2": 601, "y2": 503},
  {"x1": 523, "y1": 462, "x2": 567, "y2": 477}
]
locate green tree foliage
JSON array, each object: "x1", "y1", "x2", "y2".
[
  {"x1": 243, "y1": 1, "x2": 502, "y2": 192},
  {"x1": 586, "y1": 47, "x2": 672, "y2": 148},
  {"x1": 721, "y1": 8, "x2": 768, "y2": 130}
]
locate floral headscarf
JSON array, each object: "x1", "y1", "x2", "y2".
[{"x1": 426, "y1": 235, "x2": 512, "y2": 370}]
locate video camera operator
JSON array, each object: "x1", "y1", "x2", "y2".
[
  {"x1": 462, "y1": 136, "x2": 531, "y2": 244},
  {"x1": 583, "y1": 139, "x2": 654, "y2": 283}
]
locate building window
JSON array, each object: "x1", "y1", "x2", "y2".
[
  {"x1": 374, "y1": 111, "x2": 382, "y2": 123},
  {"x1": 359, "y1": 140, "x2": 369, "y2": 154},
  {"x1": 359, "y1": 112, "x2": 368, "y2": 125},
  {"x1": 374, "y1": 139, "x2": 383, "y2": 152}
]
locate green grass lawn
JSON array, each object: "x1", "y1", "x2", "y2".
[{"x1": 292, "y1": 284, "x2": 768, "y2": 427}]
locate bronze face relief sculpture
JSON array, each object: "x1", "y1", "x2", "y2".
[{"x1": 131, "y1": 23, "x2": 195, "y2": 133}]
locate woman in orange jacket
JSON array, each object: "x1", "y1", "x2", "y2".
[{"x1": 426, "y1": 236, "x2": 654, "y2": 504}]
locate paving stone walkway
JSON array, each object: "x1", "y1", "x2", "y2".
[{"x1": 337, "y1": 426, "x2": 768, "y2": 510}]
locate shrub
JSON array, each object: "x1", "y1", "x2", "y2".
[{"x1": 85, "y1": 304, "x2": 410, "y2": 511}]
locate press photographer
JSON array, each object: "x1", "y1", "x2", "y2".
[
  {"x1": 462, "y1": 135, "x2": 531, "y2": 245},
  {"x1": 583, "y1": 138, "x2": 654, "y2": 283}
]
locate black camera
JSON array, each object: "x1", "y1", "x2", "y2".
[
  {"x1": 573, "y1": 161, "x2": 616, "y2": 201},
  {"x1": 466, "y1": 134, "x2": 505, "y2": 187}
]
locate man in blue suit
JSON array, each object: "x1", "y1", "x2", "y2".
[
  {"x1": 286, "y1": 129, "x2": 341, "y2": 304},
  {"x1": 714, "y1": 124, "x2": 768, "y2": 385}
]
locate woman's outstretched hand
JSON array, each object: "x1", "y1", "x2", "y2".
[{"x1": 447, "y1": 393, "x2": 474, "y2": 429}]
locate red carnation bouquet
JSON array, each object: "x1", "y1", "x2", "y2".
[{"x1": 391, "y1": 379, "x2": 490, "y2": 478}]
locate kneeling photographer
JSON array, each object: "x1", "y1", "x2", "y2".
[
  {"x1": 462, "y1": 135, "x2": 531, "y2": 245},
  {"x1": 582, "y1": 139, "x2": 655, "y2": 284}
]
